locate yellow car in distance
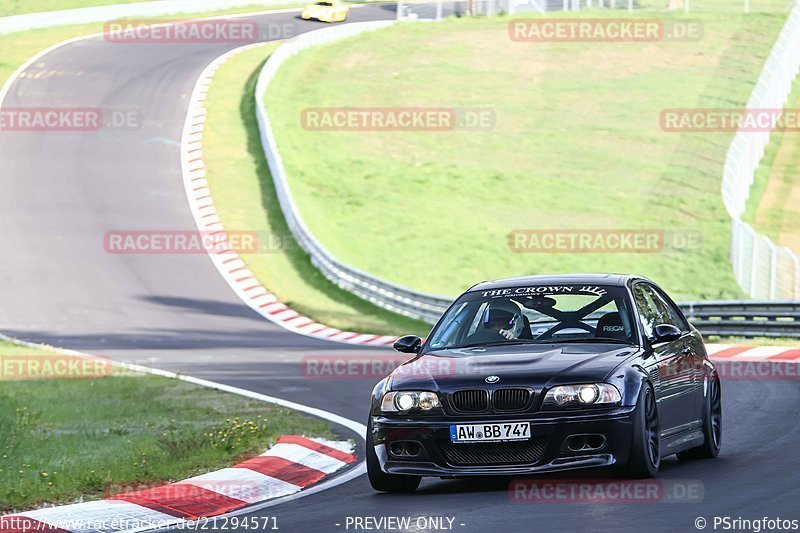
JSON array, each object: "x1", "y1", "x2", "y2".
[{"x1": 301, "y1": 0, "x2": 349, "y2": 22}]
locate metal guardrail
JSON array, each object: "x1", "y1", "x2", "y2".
[
  {"x1": 254, "y1": 19, "x2": 800, "y2": 333},
  {"x1": 254, "y1": 21, "x2": 454, "y2": 324},
  {"x1": 0, "y1": 0, "x2": 288, "y2": 35},
  {"x1": 681, "y1": 301, "x2": 800, "y2": 339}
]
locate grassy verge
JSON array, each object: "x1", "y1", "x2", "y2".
[
  {"x1": 264, "y1": 3, "x2": 788, "y2": 301},
  {"x1": 1, "y1": 0, "x2": 155, "y2": 16},
  {"x1": 0, "y1": 3, "x2": 305, "y2": 89},
  {"x1": 202, "y1": 44, "x2": 430, "y2": 336},
  {"x1": 742, "y1": 76, "x2": 800, "y2": 254},
  {"x1": 708, "y1": 337, "x2": 800, "y2": 347},
  {"x1": 0, "y1": 340, "x2": 335, "y2": 513}
]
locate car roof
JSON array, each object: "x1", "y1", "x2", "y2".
[{"x1": 467, "y1": 273, "x2": 650, "y2": 293}]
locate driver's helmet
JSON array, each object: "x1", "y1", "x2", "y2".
[{"x1": 482, "y1": 300, "x2": 524, "y2": 337}]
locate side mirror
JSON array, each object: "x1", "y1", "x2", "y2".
[
  {"x1": 393, "y1": 335, "x2": 422, "y2": 354},
  {"x1": 652, "y1": 323, "x2": 681, "y2": 344}
]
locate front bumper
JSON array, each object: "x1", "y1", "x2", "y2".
[{"x1": 371, "y1": 406, "x2": 636, "y2": 477}]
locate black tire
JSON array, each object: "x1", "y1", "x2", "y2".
[
  {"x1": 626, "y1": 384, "x2": 660, "y2": 478},
  {"x1": 366, "y1": 418, "x2": 421, "y2": 493},
  {"x1": 677, "y1": 375, "x2": 722, "y2": 460}
]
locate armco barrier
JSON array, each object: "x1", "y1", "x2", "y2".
[
  {"x1": 254, "y1": 21, "x2": 454, "y2": 324},
  {"x1": 680, "y1": 301, "x2": 800, "y2": 339},
  {"x1": 255, "y1": 9, "x2": 800, "y2": 324},
  {"x1": 0, "y1": 0, "x2": 289, "y2": 35}
]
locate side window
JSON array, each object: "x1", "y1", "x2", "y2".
[
  {"x1": 650, "y1": 287, "x2": 689, "y2": 331},
  {"x1": 429, "y1": 302, "x2": 469, "y2": 348},
  {"x1": 632, "y1": 284, "x2": 664, "y2": 339}
]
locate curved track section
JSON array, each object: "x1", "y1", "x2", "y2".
[{"x1": 1, "y1": 7, "x2": 799, "y2": 532}]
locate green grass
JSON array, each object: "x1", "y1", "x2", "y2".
[
  {"x1": 708, "y1": 337, "x2": 800, "y2": 347},
  {"x1": 0, "y1": 0, "x2": 305, "y2": 17},
  {"x1": 0, "y1": 0, "x2": 155, "y2": 16},
  {"x1": 742, "y1": 76, "x2": 800, "y2": 253},
  {"x1": 264, "y1": 3, "x2": 788, "y2": 302},
  {"x1": 202, "y1": 44, "x2": 430, "y2": 336},
  {"x1": 0, "y1": 340, "x2": 334, "y2": 513}
]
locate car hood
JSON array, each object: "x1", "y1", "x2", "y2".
[{"x1": 388, "y1": 343, "x2": 637, "y2": 392}]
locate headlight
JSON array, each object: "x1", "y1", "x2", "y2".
[
  {"x1": 381, "y1": 391, "x2": 441, "y2": 413},
  {"x1": 543, "y1": 384, "x2": 621, "y2": 407}
]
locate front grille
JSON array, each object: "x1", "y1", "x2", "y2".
[
  {"x1": 438, "y1": 437, "x2": 548, "y2": 466},
  {"x1": 492, "y1": 388, "x2": 532, "y2": 411},
  {"x1": 451, "y1": 389, "x2": 489, "y2": 412}
]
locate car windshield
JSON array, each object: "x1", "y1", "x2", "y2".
[{"x1": 426, "y1": 284, "x2": 636, "y2": 350}]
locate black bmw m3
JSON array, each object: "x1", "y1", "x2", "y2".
[{"x1": 367, "y1": 274, "x2": 722, "y2": 492}]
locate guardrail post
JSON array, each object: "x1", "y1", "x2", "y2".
[
  {"x1": 793, "y1": 253, "x2": 800, "y2": 299},
  {"x1": 770, "y1": 245, "x2": 778, "y2": 299},
  {"x1": 749, "y1": 235, "x2": 758, "y2": 296}
]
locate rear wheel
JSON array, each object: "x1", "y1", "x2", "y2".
[
  {"x1": 366, "y1": 418, "x2": 421, "y2": 493},
  {"x1": 678, "y1": 376, "x2": 722, "y2": 460},
  {"x1": 626, "y1": 384, "x2": 660, "y2": 478}
]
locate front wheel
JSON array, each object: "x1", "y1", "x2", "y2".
[
  {"x1": 678, "y1": 375, "x2": 722, "y2": 460},
  {"x1": 366, "y1": 418, "x2": 421, "y2": 492},
  {"x1": 626, "y1": 384, "x2": 660, "y2": 478}
]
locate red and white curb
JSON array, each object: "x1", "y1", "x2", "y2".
[
  {"x1": 0, "y1": 436, "x2": 355, "y2": 533},
  {"x1": 0, "y1": 334, "x2": 368, "y2": 532},
  {"x1": 706, "y1": 343, "x2": 800, "y2": 361},
  {"x1": 179, "y1": 43, "x2": 397, "y2": 349},
  {"x1": 0, "y1": 8, "x2": 396, "y2": 349}
]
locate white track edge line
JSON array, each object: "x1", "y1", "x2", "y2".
[
  {"x1": 0, "y1": 8, "x2": 311, "y2": 112},
  {"x1": 0, "y1": 5, "x2": 394, "y2": 353},
  {"x1": 0, "y1": 333, "x2": 367, "y2": 530}
]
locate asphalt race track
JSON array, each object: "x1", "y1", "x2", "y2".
[{"x1": 1, "y1": 5, "x2": 799, "y2": 532}]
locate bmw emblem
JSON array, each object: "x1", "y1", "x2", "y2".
[{"x1": 485, "y1": 375, "x2": 500, "y2": 384}]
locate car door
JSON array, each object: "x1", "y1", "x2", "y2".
[
  {"x1": 632, "y1": 283, "x2": 696, "y2": 435},
  {"x1": 649, "y1": 285, "x2": 705, "y2": 425}
]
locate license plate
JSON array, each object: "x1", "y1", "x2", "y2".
[{"x1": 449, "y1": 422, "x2": 530, "y2": 443}]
